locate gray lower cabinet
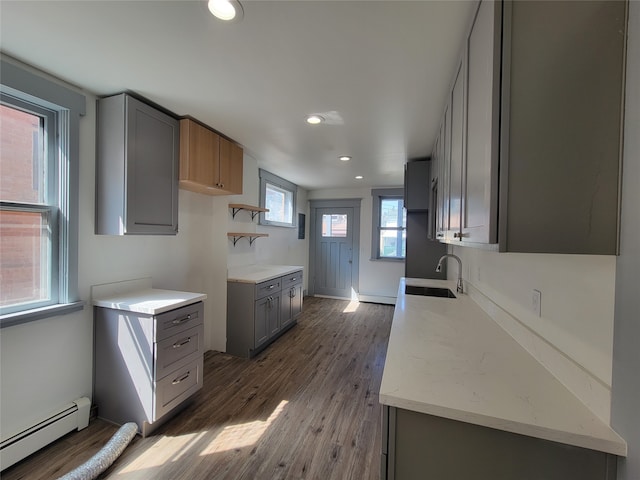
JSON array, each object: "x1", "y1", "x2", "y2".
[
  {"x1": 227, "y1": 270, "x2": 303, "y2": 358},
  {"x1": 381, "y1": 406, "x2": 617, "y2": 480},
  {"x1": 96, "y1": 92, "x2": 179, "y2": 235},
  {"x1": 94, "y1": 302, "x2": 204, "y2": 436}
]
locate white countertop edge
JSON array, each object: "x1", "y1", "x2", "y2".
[
  {"x1": 379, "y1": 393, "x2": 627, "y2": 456},
  {"x1": 227, "y1": 264, "x2": 304, "y2": 284},
  {"x1": 92, "y1": 288, "x2": 207, "y2": 315},
  {"x1": 380, "y1": 276, "x2": 627, "y2": 457}
]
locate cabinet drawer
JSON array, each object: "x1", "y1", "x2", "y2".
[
  {"x1": 155, "y1": 324, "x2": 204, "y2": 380},
  {"x1": 255, "y1": 279, "x2": 281, "y2": 299},
  {"x1": 155, "y1": 302, "x2": 204, "y2": 341},
  {"x1": 281, "y1": 270, "x2": 303, "y2": 288},
  {"x1": 154, "y1": 357, "x2": 203, "y2": 421}
]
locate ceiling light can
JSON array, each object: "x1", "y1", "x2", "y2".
[
  {"x1": 208, "y1": 0, "x2": 243, "y2": 21},
  {"x1": 339, "y1": 156, "x2": 351, "y2": 161},
  {"x1": 355, "y1": 175, "x2": 364, "y2": 180},
  {"x1": 306, "y1": 115, "x2": 324, "y2": 125}
]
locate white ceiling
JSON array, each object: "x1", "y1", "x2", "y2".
[{"x1": 0, "y1": 0, "x2": 475, "y2": 191}]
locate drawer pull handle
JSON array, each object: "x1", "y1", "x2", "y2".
[
  {"x1": 268, "y1": 285, "x2": 275, "y2": 289},
  {"x1": 291, "y1": 277, "x2": 296, "y2": 281},
  {"x1": 173, "y1": 337, "x2": 192, "y2": 348},
  {"x1": 172, "y1": 314, "x2": 191, "y2": 325},
  {"x1": 172, "y1": 371, "x2": 191, "y2": 385}
]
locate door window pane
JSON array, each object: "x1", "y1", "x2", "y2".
[{"x1": 322, "y1": 214, "x2": 347, "y2": 237}]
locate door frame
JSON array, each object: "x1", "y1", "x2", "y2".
[{"x1": 308, "y1": 199, "x2": 361, "y2": 298}]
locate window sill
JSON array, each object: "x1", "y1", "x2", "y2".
[
  {"x1": 0, "y1": 301, "x2": 85, "y2": 328},
  {"x1": 370, "y1": 257, "x2": 405, "y2": 263}
]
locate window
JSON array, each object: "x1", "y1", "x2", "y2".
[
  {"x1": 371, "y1": 188, "x2": 406, "y2": 260},
  {"x1": 259, "y1": 169, "x2": 297, "y2": 228},
  {"x1": 0, "y1": 59, "x2": 85, "y2": 327},
  {"x1": 321, "y1": 214, "x2": 347, "y2": 237}
]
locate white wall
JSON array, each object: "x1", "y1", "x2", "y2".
[
  {"x1": 308, "y1": 187, "x2": 405, "y2": 302},
  {"x1": 0, "y1": 75, "x2": 307, "y2": 441},
  {"x1": 449, "y1": 247, "x2": 616, "y2": 422},
  {"x1": 227, "y1": 153, "x2": 309, "y2": 291}
]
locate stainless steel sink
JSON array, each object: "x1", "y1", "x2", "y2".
[{"x1": 405, "y1": 285, "x2": 457, "y2": 298}]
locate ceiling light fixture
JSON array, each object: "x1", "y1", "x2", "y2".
[
  {"x1": 339, "y1": 155, "x2": 351, "y2": 162},
  {"x1": 208, "y1": 0, "x2": 243, "y2": 21},
  {"x1": 355, "y1": 175, "x2": 364, "y2": 180},
  {"x1": 306, "y1": 115, "x2": 324, "y2": 125}
]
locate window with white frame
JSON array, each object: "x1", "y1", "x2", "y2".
[
  {"x1": 371, "y1": 188, "x2": 406, "y2": 260},
  {"x1": 259, "y1": 169, "x2": 297, "y2": 228},
  {"x1": 0, "y1": 59, "x2": 85, "y2": 326}
]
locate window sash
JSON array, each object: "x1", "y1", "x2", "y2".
[
  {"x1": 0, "y1": 57, "x2": 84, "y2": 326},
  {"x1": 0, "y1": 202, "x2": 59, "y2": 314},
  {"x1": 371, "y1": 189, "x2": 406, "y2": 260},
  {"x1": 259, "y1": 169, "x2": 298, "y2": 228}
]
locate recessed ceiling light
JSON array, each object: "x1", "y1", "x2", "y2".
[
  {"x1": 355, "y1": 175, "x2": 364, "y2": 180},
  {"x1": 306, "y1": 115, "x2": 324, "y2": 125},
  {"x1": 339, "y1": 156, "x2": 351, "y2": 162},
  {"x1": 208, "y1": 0, "x2": 243, "y2": 21}
]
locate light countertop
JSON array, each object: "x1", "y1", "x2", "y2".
[
  {"x1": 93, "y1": 288, "x2": 207, "y2": 315},
  {"x1": 379, "y1": 277, "x2": 626, "y2": 456},
  {"x1": 227, "y1": 264, "x2": 304, "y2": 284}
]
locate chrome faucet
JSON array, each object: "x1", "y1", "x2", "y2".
[{"x1": 436, "y1": 254, "x2": 463, "y2": 294}]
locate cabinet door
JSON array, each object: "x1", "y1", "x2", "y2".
[
  {"x1": 462, "y1": 0, "x2": 500, "y2": 243},
  {"x1": 268, "y1": 295, "x2": 281, "y2": 337},
  {"x1": 291, "y1": 284, "x2": 303, "y2": 319},
  {"x1": 125, "y1": 95, "x2": 179, "y2": 234},
  {"x1": 404, "y1": 161, "x2": 430, "y2": 212},
  {"x1": 180, "y1": 119, "x2": 219, "y2": 188},
  {"x1": 448, "y1": 60, "x2": 465, "y2": 240},
  {"x1": 254, "y1": 297, "x2": 270, "y2": 348},
  {"x1": 219, "y1": 136, "x2": 243, "y2": 195}
]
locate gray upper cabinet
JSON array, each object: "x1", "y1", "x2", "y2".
[
  {"x1": 461, "y1": 0, "x2": 501, "y2": 244},
  {"x1": 432, "y1": 0, "x2": 626, "y2": 254},
  {"x1": 404, "y1": 160, "x2": 430, "y2": 212},
  {"x1": 96, "y1": 93, "x2": 179, "y2": 235}
]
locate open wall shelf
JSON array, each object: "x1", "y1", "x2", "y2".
[
  {"x1": 229, "y1": 204, "x2": 269, "y2": 221},
  {"x1": 227, "y1": 232, "x2": 269, "y2": 246}
]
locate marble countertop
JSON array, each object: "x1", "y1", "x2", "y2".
[
  {"x1": 379, "y1": 277, "x2": 626, "y2": 456},
  {"x1": 227, "y1": 264, "x2": 304, "y2": 284},
  {"x1": 93, "y1": 288, "x2": 207, "y2": 315}
]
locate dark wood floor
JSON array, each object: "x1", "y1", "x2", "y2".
[{"x1": 3, "y1": 297, "x2": 393, "y2": 480}]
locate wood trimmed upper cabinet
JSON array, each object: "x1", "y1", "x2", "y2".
[
  {"x1": 431, "y1": 0, "x2": 626, "y2": 254},
  {"x1": 179, "y1": 118, "x2": 243, "y2": 196}
]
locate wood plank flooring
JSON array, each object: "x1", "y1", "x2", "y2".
[{"x1": 2, "y1": 297, "x2": 393, "y2": 480}]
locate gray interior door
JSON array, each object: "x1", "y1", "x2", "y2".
[{"x1": 313, "y1": 207, "x2": 355, "y2": 298}]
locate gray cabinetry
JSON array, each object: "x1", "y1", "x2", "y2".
[
  {"x1": 96, "y1": 93, "x2": 179, "y2": 235},
  {"x1": 382, "y1": 406, "x2": 617, "y2": 480},
  {"x1": 227, "y1": 270, "x2": 303, "y2": 358},
  {"x1": 431, "y1": 0, "x2": 626, "y2": 254},
  {"x1": 280, "y1": 271, "x2": 303, "y2": 329},
  {"x1": 403, "y1": 160, "x2": 430, "y2": 212},
  {"x1": 94, "y1": 301, "x2": 204, "y2": 436}
]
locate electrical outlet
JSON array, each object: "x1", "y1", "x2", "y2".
[{"x1": 532, "y1": 289, "x2": 542, "y2": 317}]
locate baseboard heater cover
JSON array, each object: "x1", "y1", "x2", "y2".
[{"x1": 0, "y1": 397, "x2": 91, "y2": 471}]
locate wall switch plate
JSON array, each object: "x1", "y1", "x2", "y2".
[{"x1": 532, "y1": 289, "x2": 542, "y2": 317}]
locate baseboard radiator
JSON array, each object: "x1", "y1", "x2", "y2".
[{"x1": 0, "y1": 397, "x2": 91, "y2": 471}]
